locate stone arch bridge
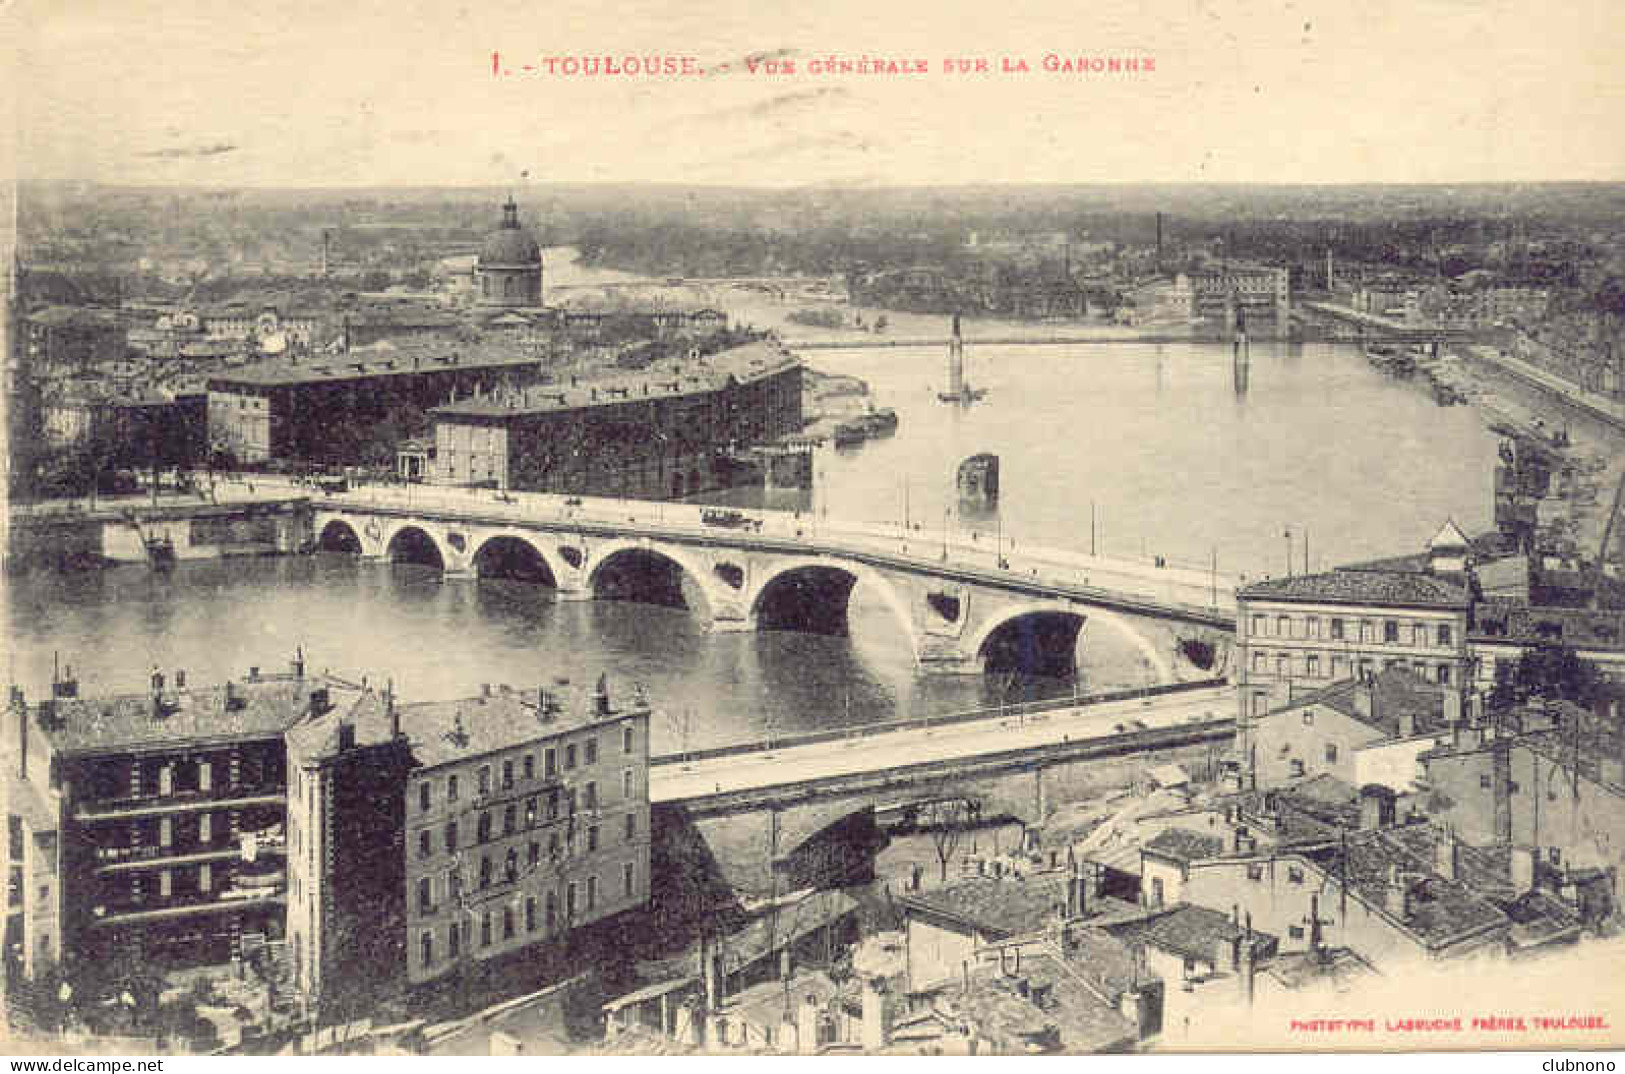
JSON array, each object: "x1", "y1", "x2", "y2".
[{"x1": 311, "y1": 496, "x2": 1236, "y2": 682}]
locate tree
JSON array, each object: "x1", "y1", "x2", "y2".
[
  {"x1": 1487, "y1": 643, "x2": 1604, "y2": 711},
  {"x1": 921, "y1": 797, "x2": 981, "y2": 883}
]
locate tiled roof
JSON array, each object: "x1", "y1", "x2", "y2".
[
  {"x1": 1142, "y1": 827, "x2": 1225, "y2": 865},
  {"x1": 1238, "y1": 568, "x2": 1471, "y2": 609},
  {"x1": 36, "y1": 673, "x2": 356, "y2": 756},
  {"x1": 207, "y1": 345, "x2": 540, "y2": 389},
  {"x1": 1262, "y1": 947, "x2": 1379, "y2": 991},
  {"x1": 953, "y1": 950, "x2": 1138, "y2": 1054},
  {"x1": 431, "y1": 341, "x2": 798, "y2": 419},
  {"x1": 1105, "y1": 905, "x2": 1277, "y2": 965},
  {"x1": 1268, "y1": 668, "x2": 1449, "y2": 740},
  {"x1": 902, "y1": 872, "x2": 1075, "y2": 938},
  {"x1": 393, "y1": 680, "x2": 649, "y2": 772}
]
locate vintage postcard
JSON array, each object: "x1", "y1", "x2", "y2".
[{"x1": 3, "y1": 0, "x2": 1625, "y2": 1059}]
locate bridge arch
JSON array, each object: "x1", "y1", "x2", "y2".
[
  {"x1": 585, "y1": 541, "x2": 717, "y2": 618},
  {"x1": 384, "y1": 524, "x2": 446, "y2": 570},
  {"x1": 316, "y1": 518, "x2": 363, "y2": 553},
  {"x1": 747, "y1": 558, "x2": 919, "y2": 660},
  {"x1": 964, "y1": 601, "x2": 1175, "y2": 682},
  {"x1": 470, "y1": 532, "x2": 560, "y2": 587}
]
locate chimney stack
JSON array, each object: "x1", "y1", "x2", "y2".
[
  {"x1": 175, "y1": 669, "x2": 187, "y2": 690},
  {"x1": 13, "y1": 687, "x2": 27, "y2": 782},
  {"x1": 387, "y1": 679, "x2": 400, "y2": 740}
]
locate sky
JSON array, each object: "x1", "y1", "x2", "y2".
[{"x1": 7, "y1": 0, "x2": 1625, "y2": 188}]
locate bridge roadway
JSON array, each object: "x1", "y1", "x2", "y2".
[
  {"x1": 647, "y1": 682, "x2": 1235, "y2": 816},
  {"x1": 286, "y1": 476, "x2": 1239, "y2": 630}
]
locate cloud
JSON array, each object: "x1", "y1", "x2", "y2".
[{"x1": 138, "y1": 142, "x2": 239, "y2": 160}]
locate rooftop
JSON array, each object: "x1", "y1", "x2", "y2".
[
  {"x1": 430, "y1": 341, "x2": 798, "y2": 419},
  {"x1": 394, "y1": 678, "x2": 649, "y2": 772},
  {"x1": 1239, "y1": 567, "x2": 1471, "y2": 610},
  {"x1": 206, "y1": 342, "x2": 540, "y2": 389},
  {"x1": 1142, "y1": 827, "x2": 1226, "y2": 865},
  {"x1": 902, "y1": 872, "x2": 1081, "y2": 939},
  {"x1": 1267, "y1": 667, "x2": 1450, "y2": 740},
  {"x1": 1470, "y1": 599, "x2": 1625, "y2": 652},
  {"x1": 32, "y1": 671, "x2": 356, "y2": 756},
  {"x1": 1104, "y1": 904, "x2": 1278, "y2": 965}
]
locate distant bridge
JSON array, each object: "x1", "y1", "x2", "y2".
[{"x1": 304, "y1": 483, "x2": 1238, "y2": 681}]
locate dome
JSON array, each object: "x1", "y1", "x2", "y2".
[{"x1": 478, "y1": 197, "x2": 541, "y2": 267}]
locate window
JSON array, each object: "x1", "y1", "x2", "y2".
[
  {"x1": 1150, "y1": 878, "x2": 1164, "y2": 906},
  {"x1": 478, "y1": 765, "x2": 492, "y2": 795},
  {"x1": 1330, "y1": 618, "x2": 1345, "y2": 641},
  {"x1": 526, "y1": 896, "x2": 537, "y2": 932},
  {"x1": 1437, "y1": 624, "x2": 1453, "y2": 646},
  {"x1": 1277, "y1": 615, "x2": 1291, "y2": 639},
  {"x1": 445, "y1": 820, "x2": 459, "y2": 853},
  {"x1": 1252, "y1": 614, "x2": 1267, "y2": 637},
  {"x1": 566, "y1": 882, "x2": 578, "y2": 919},
  {"x1": 1252, "y1": 651, "x2": 1266, "y2": 673},
  {"x1": 565, "y1": 744, "x2": 578, "y2": 771},
  {"x1": 1302, "y1": 710, "x2": 1315, "y2": 726},
  {"x1": 1332, "y1": 655, "x2": 1349, "y2": 679},
  {"x1": 585, "y1": 738, "x2": 598, "y2": 766},
  {"x1": 481, "y1": 912, "x2": 492, "y2": 947},
  {"x1": 1276, "y1": 654, "x2": 1289, "y2": 677},
  {"x1": 200, "y1": 813, "x2": 212, "y2": 844},
  {"x1": 502, "y1": 760, "x2": 514, "y2": 789},
  {"x1": 418, "y1": 877, "x2": 433, "y2": 913},
  {"x1": 420, "y1": 782, "x2": 432, "y2": 813},
  {"x1": 584, "y1": 781, "x2": 598, "y2": 811},
  {"x1": 1413, "y1": 623, "x2": 1429, "y2": 646},
  {"x1": 1384, "y1": 620, "x2": 1400, "y2": 643},
  {"x1": 199, "y1": 760, "x2": 212, "y2": 792},
  {"x1": 505, "y1": 848, "x2": 518, "y2": 882},
  {"x1": 624, "y1": 813, "x2": 636, "y2": 842},
  {"x1": 1325, "y1": 744, "x2": 1338, "y2": 763},
  {"x1": 622, "y1": 770, "x2": 634, "y2": 798},
  {"x1": 545, "y1": 749, "x2": 557, "y2": 778},
  {"x1": 1290, "y1": 759, "x2": 1305, "y2": 777},
  {"x1": 479, "y1": 856, "x2": 492, "y2": 889},
  {"x1": 1246, "y1": 863, "x2": 1264, "y2": 881},
  {"x1": 1306, "y1": 616, "x2": 1320, "y2": 639},
  {"x1": 586, "y1": 875, "x2": 598, "y2": 911},
  {"x1": 1549, "y1": 848, "x2": 1563, "y2": 865},
  {"x1": 1287, "y1": 865, "x2": 1305, "y2": 884},
  {"x1": 588, "y1": 825, "x2": 599, "y2": 853},
  {"x1": 528, "y1": 841, "x2": 540, "y2": 866},
  {"x1": 549, "y1": 832, "x2": 561, "y2": 861},
  {"x1": 1480, "y1": 774, "x2": 1492, "y2": 790},
  {"x1": 478, "y1": 812, "x2": 492, "y2": 843},
  {"x1": 547, "y1": 789, "x2": 560, "y2": 821},
  {"x1": 526, "y1": 797, "x2": 537, "y2": 827},
  {"x1": 199, "y1": 863, "x2": 211, "y2": 892},
  {"x1": 1509, "y1": 781, "x2": 1520, "y2": 795},
  {"x1": 448, "y1": 870, "x2": 461, "y2": 900},
  {"x1": 1288, "y1": 925, "x2": 1305, "y2": 940},
  {"x1": 546, "y1": 890, "x2": 558, "y2": 930},
  {"x1": 567, "y1": 788, "x2": 578, "y2": 817},
  {"x1": 419, "y1": 830, "x2": 432, "y2": 859},
  {"x1": 448, "y1": 774, "x2": 459, "y2": 802},
  {"x1": 524, "y1": 754, "x2": 535, "y2": 781},
  {"x1": 1306, "y1": 655, "x2": 1320, "y2": 678},
  {"x1": 504, "y1": 805, "x2": 516, "y2": 835},
  {"x1": 503, "y1": 906, "x2": 515, "y2": 940},
  {"x1": 623, "y1": 725, "x2": 634, "y2": 753},
  {"x1": 449, "y1": 922, "x2": 461, "y2": 958},
  {"x1": 1437, "y1": 664, "x2": 1452, "y2": 686},
  {"x1": 160, "y1": 817, "x2": 173, "y2": 848},
  {"x1": 421, "y1": 932, "x2": 434, "y2": 968},
  {"x1": 623, "y1": 861, "x2": 635, "y2": 898}
]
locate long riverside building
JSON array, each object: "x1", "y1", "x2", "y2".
[
  {"x1": 3, "y1": 661, "x2": 651, "y2": 1015},
  {"x1": 427, "y1": 340, "x2": 803, "y2": 498}
]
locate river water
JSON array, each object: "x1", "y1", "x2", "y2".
[{"x1": 6, "y1": 338, "x2": 1504, "y2": 753}]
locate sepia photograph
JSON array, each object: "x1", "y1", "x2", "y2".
[{"x1": 3, "y1": 0, "x2": 1625, "y2": 1059}]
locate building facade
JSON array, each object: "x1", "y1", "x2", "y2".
[{"x1": 429, "y1": 341, "x2": 803, "y2": 497}]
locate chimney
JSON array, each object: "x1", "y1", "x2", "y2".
[
  {"x1": 595, "y1": 673, "x2": 611, "y2": 717},
  {"x1": 702, "y1": 940, "x2": 724, "y2": 1012},
  {"x1": 861, "y1": 977, "x2": 890, "y2": 1051},
  {"x1": 1237, "y1": 918, "x2": 1256, "y2": 1007},
  {"x1": 13, "y1": 687, "x2": 27, "y2": 782},
  {"x1": 1511, "y1": 845, "x2": 1536, "y2": 893},
  {"x1": 151, "y1": 668, "x2": 166, "y2": 694},
  {"x1": 1492, "y1": 741, "x2": 1513, "y2": 843},
  {"x1": 797, "y1": 992, "x2": 821, "y2": 1055},
  {"x1": 338, "y1": 721, "x2": 356, "y2": 752},
  {"x1": 387, "y1": 679, "x2": 400, "y2": 740},
  {"x1": 292, "y1": 646, "x2": 305, "y2": 678},
  {"x1": 175, "y1": 669, "x2": 187, "y2": 690},
  {"x1": 248, "y1": 666, "x2": 260, "y2": 682},
  {"x1": 1434, "y1": 828, "x2": 1457, "y2": 881},
  {"x1": 1384, "y1": 867, "x2": 1411, "y2": 919},
  {"x1": 481, "y1": 683, "x2": 492, "y2": 699}
]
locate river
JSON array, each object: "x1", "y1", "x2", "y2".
[{"x1": 6, "y1": 333, "x2": 1510, "y2": 754}]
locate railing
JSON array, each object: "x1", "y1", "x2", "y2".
[
  {"x1": 650, "y1": 677, "x2": 1228, "y2": 768},
  {"x1": 75, "y1": 786, "x2": 287, "y2": 821}
]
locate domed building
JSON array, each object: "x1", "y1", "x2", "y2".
[{"x1": 476, "y1": 197, "x2": 543, "y2": 307}]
